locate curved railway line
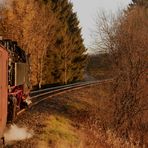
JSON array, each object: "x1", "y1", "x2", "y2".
[{"x1": 17, "y1": 79, "x2": 112, "y2": 116}]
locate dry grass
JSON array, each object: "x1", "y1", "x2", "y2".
[
  {"x1": 39, "y1": 115, "x2": 80, "y2": 148},
  {"x1": 6, "y1": 82, "x2": 147, "y2": 147}
]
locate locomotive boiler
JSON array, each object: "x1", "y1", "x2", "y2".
[{"x1": 0, "y1": 38, "x2": 31, "y2": 143}]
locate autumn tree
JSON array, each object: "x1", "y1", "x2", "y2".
[
  {"x1": 1, "y1": 0, "x2": 87, "y2": 87},
  {"x1": 1, "y1": 0, "x2": 56, "y2": 87},
  {"x1": 95, "y1": 6, "x2": 148, "y2": 145}
]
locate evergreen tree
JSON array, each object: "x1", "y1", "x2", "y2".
[
  {"x1": 67, "y1": 10, "x2": 87, "y2": 81},
  {"x1": 129, "y1": 0, "x2": 148, "y2": 7},
  {"x1": 49, "y1": 0, "x2": 87, "y2": 84}
]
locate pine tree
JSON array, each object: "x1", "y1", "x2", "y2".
[
  {"x1": 49, "y1": 0, "x2": 87, "y2": 84},
  {"x1": 67, "y1": 9, "x2": 87, "y2": 81},
  {"x1": 129, "y1": 0, "x2": 148, "y2": 7}
]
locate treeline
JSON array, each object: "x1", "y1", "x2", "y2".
[
  {"x1": 0, "y1": 0, "x2": 87, "y2": 88},
  {"x1": 87, "y1": 53, "x2": 112, "y2": 79}
]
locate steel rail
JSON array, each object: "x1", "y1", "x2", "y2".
[
  {"x1": 30, "y1": 78, "x2": 113, "y2": 97},
  {"x1": 30, "y1": 81, "x2": 86, "y2": 95},
  {"x1": 31, "y1": 81, "x2": 95, "y2": 99},
  {"x1": 17, "y1": 79, "x2": 113, "y2": 116},
  {"x1": 30, "y1": 80, "x2": 99, "y2": 96}
]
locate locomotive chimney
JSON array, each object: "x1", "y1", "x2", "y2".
[{"x1": 12, "y1": 41, "x2": 17, "y2": 52}]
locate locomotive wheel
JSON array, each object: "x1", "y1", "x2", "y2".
[
  {"x1": 8, "y1": 96, "x2": 17, "y2": 123},
  {"x1": 11, "y1": 96, "x2": 17, "y2": 123},
  {"x1": 0, "y1": 137, "x2": 5, "y2": 146}
]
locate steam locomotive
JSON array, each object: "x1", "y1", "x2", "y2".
[{"x1": 0, "y1": 38, "x2": 31, "y2": 143}]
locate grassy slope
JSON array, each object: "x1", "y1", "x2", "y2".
[
  {"x1": 6, "y1": 83, "x2": 111, "y2": 148},
  {"x1": 6, "y1": 82, "x2": 148, "y2": 147}
]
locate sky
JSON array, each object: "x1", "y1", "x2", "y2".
[{"x1": 70, "y1": 0, "x2": 132, "y2": 50}]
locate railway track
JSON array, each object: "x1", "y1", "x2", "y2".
[{"x1": 17, "y1": 79, "x2": 112, "y2": 115}]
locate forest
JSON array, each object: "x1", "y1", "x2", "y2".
[{"x1": 0, "y1": 0, "x2": 87, "y2": 88}]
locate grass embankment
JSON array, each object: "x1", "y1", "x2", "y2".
[
  {"x1": 6, "y1": 82, "x2": 148, "y2": 147},
  {"x1": 35, "y1": 83, "x2": 112, "y2": 147},
  {"x1": 6, "y1": 83, "x2": 111, "y2": 147}
]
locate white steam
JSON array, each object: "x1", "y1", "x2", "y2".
[
  {"x1": 4, "y1": 124, "x2": 33, "y2": 143},
  {"x1": 0, "y1": 0, "x2": 5, "y2": 4}
]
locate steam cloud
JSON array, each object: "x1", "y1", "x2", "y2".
[
  {"x1": 4, "y1": 124, "x2": 33, "y2": 143},
  {"x1": 0, "y1": 0, "x2": 4, "y2": 4}
]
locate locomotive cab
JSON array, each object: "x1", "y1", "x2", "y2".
[{"x1": 0, "y1": 45, "x2": 8, "y2": 141}]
